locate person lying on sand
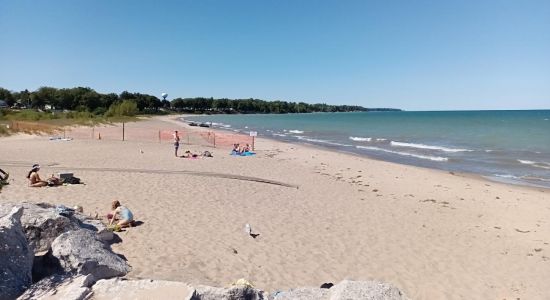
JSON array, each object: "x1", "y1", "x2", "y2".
[
  {"x1": 27, "y1": 164, "x2": 62, "y2": 187},
  {"x1": 183, "y1": 150, "x2": 200, "y2": 158},
  {"x1": 109, "y1": 200, "x2": 134, "y2": 228}
]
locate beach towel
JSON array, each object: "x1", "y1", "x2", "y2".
[{"x1": 230, "y1": 151, "x2": 256, "y2": 156}]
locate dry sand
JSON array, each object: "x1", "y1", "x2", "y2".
[{"x1": 1, "y1": 116, "x2": 549, "y2": 299}]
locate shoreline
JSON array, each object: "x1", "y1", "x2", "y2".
[
  {"x1": 179, "y1": 111, "x2": 550, "y2": 190},
  {"x1": 175, "y1": 114, "x2": 549, "y2": 193}
]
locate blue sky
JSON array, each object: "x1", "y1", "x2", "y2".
[{"x1": 1, "y1": 0, "x2": 549, "y2": 110}]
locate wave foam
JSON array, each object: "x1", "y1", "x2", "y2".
[
  {"x1": 494, "y1": 174, "x2": 520, "y2": 179},
  {"x1": 390, "y1": 141, "x2": 473, "y2": 152},
  {"x1": 356, "y1": 146, "x2": 448, "y2": 162},
  {"x1": 294, "y1": 136, "x2": 352, "y2": 147},
  {"x1": 288, "y1": 130, "x2": 304, "y2": 134},
  {"x1": 349, "y1": 136, "x2": 372, "y2": 142},
  {"x1": 517, "y1": 159, "x2": 550, "y2": 169},
  {"x1": 522, "y1": 175, "x2": 550, "y2": 182}
]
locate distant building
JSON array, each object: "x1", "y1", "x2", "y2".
[{"x1": 0, "y1": 100, "x2": 8, "y2": 108}]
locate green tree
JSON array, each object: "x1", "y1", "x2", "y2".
[{"x1": 0, "y1": 87, "x2": 14, "y2": 106}]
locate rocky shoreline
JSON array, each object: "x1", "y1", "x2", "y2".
[{"x1": 1, "y1": 202, "x2": 408, "y2": 300}]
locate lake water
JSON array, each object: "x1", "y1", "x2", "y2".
[{"x1": 185, "y1": 110, "x2": 550, "y2": 188}]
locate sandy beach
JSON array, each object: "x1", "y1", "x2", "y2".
[{"x1": 1, "y1": 115, "x2": 549, "y2": 299}]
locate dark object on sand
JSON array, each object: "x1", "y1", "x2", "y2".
[
  {"x1": 189, "y1": 122, "x2": 198, "y2": 126},
  {"x1": 63, "y1": 176, "x2": 81, "y2": 184},
  {"x1": 199, "y1": 123, "x2": 210, "y2": 128},
  {"x1": 320, "y1": 282, "x2": 334, "y2": 289}
]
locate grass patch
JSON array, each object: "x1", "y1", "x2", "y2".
[{"x1": 0, "y1": 109, "x2": 141, "y2": 136}]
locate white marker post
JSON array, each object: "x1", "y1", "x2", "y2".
[{"x1": 249, "y1": 131, "x2": 257, "y2": 151}]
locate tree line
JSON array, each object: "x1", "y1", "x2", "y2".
[{"x1": 0, "y1": 86, "x2": 399, "y2": 115}]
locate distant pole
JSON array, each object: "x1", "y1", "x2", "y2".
[
  {"x1": 252, "y1": 136, "x2": 255, "y2": 151},
  {"x1": 158, "y1": 130, "x2": 161, "y2": 143},
  {"x1": 213, "y1": 133, "x2": 216, "y2": 148},
  {"x1": 92, "y1": 127, "x2": 95, "y2": 139},
  {"x1": 122, "y1": 123, "x2": 125, "y2": 141}
]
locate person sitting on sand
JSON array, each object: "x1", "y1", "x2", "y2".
[
  {"x1": 109, "y1": 200, "x2": 134, "y2": 228},
  {"x1": 0, "y1": 168, "x2": 9, "y2": 182},
  {"x1": 243, "y1": 144, "x2": 251, "y2": 153},
  {"x1": 27, "y1": 164, "x2": 62, "y2": 187},
  {"x1": 232, "y1": 143, "x2": 241, "y2": 155}
]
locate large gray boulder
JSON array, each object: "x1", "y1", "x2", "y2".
[
  {"x1": 71, "y1": 213, "x2": 114, "y2": 242},
  {"x1": 17, "y1": 274, "x2": 94, "y2": 300},
  {"x1": 0, "y1": 202, "x2": 113, "y2": 254},
  {"x1": 272, "y1": 280, "x2": 408, "y2": 300},
  {"x1": 0, "y1": 202, "x2": 77, "y2": 254},
  {"x1": 0, "y1": 206, "x2": 34, "y2": 300},
  {"x1": 192, "y1": 284, "x2": 266, "y2": 300},
  {"x1": 51, "y1": 229, "x2": 131, "y2": 280},
  {"x1": 91, "y1": 278, "x2": 195, "y2": 300}
]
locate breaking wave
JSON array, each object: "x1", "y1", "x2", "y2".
[
  {"x1": 390, "y1": 141, "x2": 473, "y2": 152},
  {"x1": 356, "y1": 146, "x2": 448, "y2": 162}
]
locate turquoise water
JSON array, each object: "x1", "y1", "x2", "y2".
[{"x1": 186, "y1": 110, "x2": 550, "y2": 188}]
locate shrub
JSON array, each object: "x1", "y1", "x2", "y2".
[
  {"x1": 105, "y1": 100, "x2": 138, "y2": 117},
  {"x1": 93, "y1": 107, "x2": 107, "y2": 116}
]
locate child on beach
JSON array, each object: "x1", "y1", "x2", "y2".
[
  {"x1": 27, "y1": 164, "x2": 62, "y2": 187},
  {"x1": 108, "y1": 200, "x2": 134, "y2": 228}
]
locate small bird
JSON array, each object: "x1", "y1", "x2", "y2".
[{"x1": 244, "y1": 223, "x2": 260, "y2": 238}]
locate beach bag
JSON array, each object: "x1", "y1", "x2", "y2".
[
  {"x1": 63, "y1": 176, "x2": 81, "y2": 184},
  {"x1": 203, "y1": 150, "x2": 213, "y2": 157}
]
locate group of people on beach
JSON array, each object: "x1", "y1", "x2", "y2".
[
  {"x1": 232, "y1": 143, "x2": 253, "y2": 155},
  {"x1": 172, "y1": 130, "x2": 213, "y2": 158},
  {"x1": 1, "y1": 163, "x2": 135, "y2": 230}
]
